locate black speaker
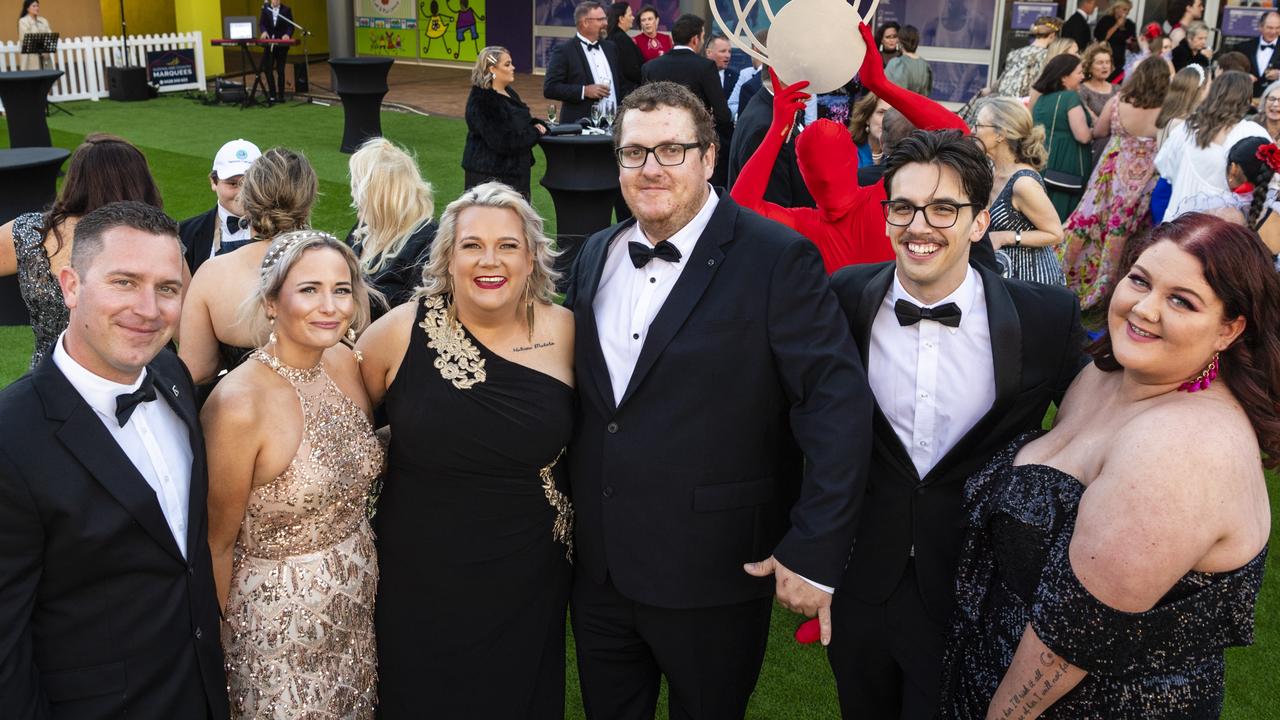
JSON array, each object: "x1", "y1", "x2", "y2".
[
  {"x1": 107, "y1": 66, "x2": 149, "y2": 101},
  {"x1": 292, "y1": 62, "x2": 308, "y2": 93},
  {"x1": 216, "y1": 79, "x2": 246, "y2": 104}
]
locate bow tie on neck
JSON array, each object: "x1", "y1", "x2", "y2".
[
  {"x1": 1264, "y1": 42, "x2": 1277, "y2": 50},
  {"x1": 894, "y1": 298, "x2": 962, "y2": 328},
  {"x1": 628, "y1": 240, "x2": 682, "y2": 269},
  {"x1": 115, "y1": 378, "x2": 158, "y2": 427},
  {"x1": 583, "y1": 41, "x2": 600, "y2": 51},
  {"x1": 225, "y1": 214, "x2": 243, "y2": 234}
]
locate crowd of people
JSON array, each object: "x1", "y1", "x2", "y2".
[{"x1": 0, "y1": 2, "x2": 1278, "y2": 720}]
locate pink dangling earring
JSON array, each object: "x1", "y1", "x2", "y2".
[{"x1": 1178, "y1": 352, "x2": 1221, "y2": 393}]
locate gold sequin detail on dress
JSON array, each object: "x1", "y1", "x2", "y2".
[
  {"x1": 539, "y1": 448, "x2": 574, "y2": 563},
  {"x1": 222, "y1": 350, "x2": 386, "y2": 719},
  {"x1": 419, "y1": 293, "x2": 487, "y2": 389}
]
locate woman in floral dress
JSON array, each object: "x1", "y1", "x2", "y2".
[{"x1": 1060, "y1": 56, "x2": 1169, "y2": 317}]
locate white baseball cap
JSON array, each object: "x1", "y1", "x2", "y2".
[{"x1": 212, "y1": 139, "x2": 261, "y2": 180}]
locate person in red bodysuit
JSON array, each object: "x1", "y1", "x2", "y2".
[{"x1": 730, "y1": 22, "x2": 969, "y2": 273}]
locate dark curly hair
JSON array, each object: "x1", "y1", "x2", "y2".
[{"x1": 1088, "y1": 213, "x2": 1280, "y2": 468}]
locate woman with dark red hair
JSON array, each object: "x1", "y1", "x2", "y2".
[
  {"x1": 940, "y1": 212, "x2": 1279, "y2": 718},
  {"x1": 730, "y1": 22, "x2": 968, "y2": 273}
]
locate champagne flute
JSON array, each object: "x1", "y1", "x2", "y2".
[
  {"x1": 603, "y1": 99, "x2": 616, "y2": 129},
  {"x1": 547, "y1": 103, "x2": 558, "y2": 126},
  {"x1": 590, "y1": 102, "x2": 604, "y2": 129}
]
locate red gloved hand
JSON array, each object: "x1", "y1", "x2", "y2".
[
  {"x1": 768, "y1": 73, "x2": 810, "y2": 143},
  {"x1": 795, "y1": 617, "x2": 822, "y2": 644},
  {"x1": 857, "y1": 22, "x2": 886, "y2": 88}
]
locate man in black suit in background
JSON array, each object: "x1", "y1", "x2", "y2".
[
  {"x1": 642, "y1": 14, "x2": 735, "y2": 186},
  {"x1": 825, "y1": 130, "x2": 1086, "y2": 719},
  {"x1": 544, "y1": 1, "x2": 621, "y2": 124},
  {"x1": 258, "y1": 0, "x2": 294, "y2": 104},
  {"x1": 178, "y1": 138, "x2": 261, "y2": 275},
  {"x1": 705, "y1": 35, "x2": 738, "y2": 102},
  {"x1": 565, "y1": 80, "x2": 873, "y2": 720},
  {"x1": 1061, "y1": 0, "x2": 1095, "y2": 52},
  {"x1": 0, "y1": 202, "x2": 228, "y2": 719},
  {"x1": 1233, "y1": 10, "x2": 1280, "y2": 96}
]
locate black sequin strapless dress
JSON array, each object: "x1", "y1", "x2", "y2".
[{"x1": 940, "y1": 431, "x2": 1266, "y2": 719}]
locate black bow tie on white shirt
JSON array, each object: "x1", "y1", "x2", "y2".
[
  {"x1": 115, "y1": 379, "x2": 158, "y2": 427},
  {"x1": 1263, "y1": 43, "x2": 1276, "y2": 50},
  {"x1": 583, "y1": 41, "x2": 600, "y2": 51},
  {"x1": 894, "y1": 299, "x2": 962, "y2": 328},
  {"x1": 226, "y1": 214, "x2": 243, "y2": 234},
  {"x1": 628, "y1": 240, "x2": 682, "y2": 268}
]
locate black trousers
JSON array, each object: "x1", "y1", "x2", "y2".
[
  {"x1": 827, "y1": 559, "x2": 948, "y2": 720},
  {"x1": 262, "y1": 44, "x2": 289, "y2": 101},
  {"x1": 571, "y1": 572, "x2": 772, "y2": 720}
]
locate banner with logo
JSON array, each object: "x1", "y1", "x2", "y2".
[{"x1": 146, "y1": 49, "x2": 197, "y2": 87}]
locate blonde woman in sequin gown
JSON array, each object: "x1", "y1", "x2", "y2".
[
  {"x1": 358, "y1": 182, "x2": 575, "y2": 719},
  {"x1": 204, "y1": 231, "x2": 385, "y2": 719}
]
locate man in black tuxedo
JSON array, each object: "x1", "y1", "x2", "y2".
[
  {"x1": 565, "y1": 81, "x2": 873, "y2": 719},
  {"x1": 544, "y1": 1, "x2": 621, "y2": 124},
  {"x1": 825, "y1": 130, "x2": 1086, "y2": 719},
  {"x1": 178, "y1": 138, "x2": 261, "y2": 274},
  {"x1": 1233, "y1": 10, "x2": 1280, "y2": 96},
  {"x1": 705, "y1": 35, "x2": 738, "y2": 102},
  {"x1": 1061, "y1": 0, "x2": 1095, "y2": 53},
  {"x1": 642, "y1": 15, "x2": 735, "y2": 186},
  {"x1": 258, "y1": 0, "x2": 294, "y2": 103},
  {"x1": 727, "y1": 67, "x2": 815, "y2": 208},
  {"x1": 0, "y1": 202, "x2": 228, "y2": 719}
]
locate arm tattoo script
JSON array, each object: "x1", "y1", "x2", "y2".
[{"x1": 998, "y1": 650, "x2": 1073, "y2": 720}]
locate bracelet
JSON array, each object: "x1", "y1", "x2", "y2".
[{"x1": 1014, "y1": 229, "x2": 1023, "y2": 247}]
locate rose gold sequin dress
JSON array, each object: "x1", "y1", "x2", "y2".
[{"x1": 222, "y1": 350, "x2": 385, "y2": 719}]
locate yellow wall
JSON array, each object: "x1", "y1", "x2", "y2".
[
  {"x1": 219, "y1": 0, "x2": 329, "y2": 53},
  {"x1": 100, "y1": 0, "x2": 176, "y2": 37},
  {"x1": 176, "y1": 0, "x2": 224, "y2": 75}
]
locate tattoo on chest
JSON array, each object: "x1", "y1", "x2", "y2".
[{"x1": 512, "y1": 341, "x2": 555, "y2": 353}]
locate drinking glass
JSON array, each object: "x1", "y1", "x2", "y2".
[
  {"x1": 590, "y1": 103, "x2": 604, "y2": 129},
  {"x1": 547, "y1": 104, "x2": 558, "y2": 125}
]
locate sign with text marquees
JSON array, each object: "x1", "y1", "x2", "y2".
[{"x1": 146, "y1": 49, "x2": 197, "y2": 87}]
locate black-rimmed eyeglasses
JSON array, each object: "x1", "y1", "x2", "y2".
[
  {"x1": 881, "y1": 200, "x2": 982, "y2": 228},
  {"x1": 615, "y1": 142, "x2": 704, "y2": 168}
]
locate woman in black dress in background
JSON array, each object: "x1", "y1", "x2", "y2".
[
  {"x1": 606, "y1": 1, "x2": 643, "y2": 99},
  {"x1": 358, "y1": 182, "x2": 574, "y2": 719},
  {"x1": 941, "y1": 213, "x2": 1279, "y2": 718},
  {"x1": 462, "y1": 46, "x2": 547, "y2": 200}
]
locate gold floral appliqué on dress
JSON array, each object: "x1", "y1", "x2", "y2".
[
  {"x1": 419, "y1": 294, "x2": 487, "y2": 390},
  {"x1": 540, "y1": 448, "x2": 574, "y2": 563}
]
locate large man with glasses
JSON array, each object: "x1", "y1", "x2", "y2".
[
  {"x1": 564, "y1": 80, "x2": 873, "y2": 719},
  {"x1": 544, "y1": 1, "x2": 622, "y2": 123},
  {"x1": 825, "y1": 130, "x2": 1086, "y2": 719}
]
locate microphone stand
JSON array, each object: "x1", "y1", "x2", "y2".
[{"x1": 273, "y1": 8, "x2": 312, "y2": 103}]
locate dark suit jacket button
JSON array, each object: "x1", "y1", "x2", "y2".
[
  {"x1": 187, "y1": 564, "x2": 194, "y2": 576},
  {"x1": 607, "y1": 422, "x2": 618, "y2": 433},
  {"x1": 194, "y1": 627, "x2": 202, "y2": 640},
  {"x1": 917, "y1": 487, "x2": 926, "y2": 495},
  {"x1": 603, "y1": 486, "x2": 615, "y2": 498}
]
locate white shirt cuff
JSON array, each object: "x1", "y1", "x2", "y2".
[{"x1": 798, "y1": 573, "x2": 835, "y2": 594}]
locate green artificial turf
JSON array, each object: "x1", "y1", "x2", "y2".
[{"x1": 1, "y1": 96, "x2": 1277, "y2": 719}]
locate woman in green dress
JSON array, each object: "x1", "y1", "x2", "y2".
[{"x1": 1032, "y1": 53, "x2": 1093, "y2": 222}]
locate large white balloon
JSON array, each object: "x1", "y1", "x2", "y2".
[{"x1": 767, "y1": 0, "x2": 864, "y2": 94}]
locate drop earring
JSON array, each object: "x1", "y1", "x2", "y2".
[
  {"x1": 525, "y1": 282, "x2": 535, "y2": 343},
  {"x1": 1178, "y1": 352, "x2": 1221, "y2": 393},
  {"x1": 268, "y1": 316, "x2": 277, "y2": 347}
]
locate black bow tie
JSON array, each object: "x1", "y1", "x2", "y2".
[
  {"x1": 1264, "y1": 43, "x2": 1276, "y2": 50},
  {"x1": 894, "y1": 298, "x2": 962, "y2": 328},
  {"x1": 583, "y1": 41, "x2": 600, "y2": 51},
  {"x1": 225, "y1": 214, "x2": 243, "y2": 234},
  {"x1": 115, "y1": 379, "x2": 158, "y2": 427},
  {"x1": 628, "y1": 240, "x2": 682, "y2": 269}
]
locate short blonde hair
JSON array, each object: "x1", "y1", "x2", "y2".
[
  {"x1": 975, "y1": 96, "x2": 1049, "y2": 170},
  {"x1": 241, "y1": 230, "x2": 379, "y2": 344},
  {"x1": 417, "y1": 182, "x2": 559, "y2": 304},
  {"x1": 1046, "y1": 37, "x2": 1079, "y2": 58},
  {"x1": 471, "y1": 46, "x2": 508, "y2": 89},
  {"x1": 1111, "y1": 0, "x2": 1133, "y2": 13},
  {"x1": 349, "y1": 137, "x2": 435, "y2": 274}
]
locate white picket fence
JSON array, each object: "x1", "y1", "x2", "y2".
[{"x1": 0, "y1": 31, "x2": 206, "y2": 107}]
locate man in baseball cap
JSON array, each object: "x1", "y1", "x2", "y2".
[{"x1": 178, "y1": 139, "x2": 262, "y2": 274}]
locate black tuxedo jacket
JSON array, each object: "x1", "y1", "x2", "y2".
[
  {"x1": 1061, "y1": 11, "x2": 1091, "y2": 55},
  {"x1": 829, "y1": 261, "x2": 1086, "y2": 623},
  {"x1": 544, "y1": 37, "x2": 622, "y2": 123},
  {"x1": 258, "y1": 3, "x2": 294, "y2": 39},
  {"x1": 1232, "y1": 36, "x2": 1280, "y2": 96},
  {"x1": 642, "y1": 48, "x2": 735, "y2": 141},
  {"x1": 178, "y1": 206, "x2": 218, "y2": 275},
  {"x1": 0, "y1": 350, "x2": 229, "y2": 720},
  {"x1": 721, "y1": 65, "x2": 740, "y2": 100},
  {"x1": 564, "y1": 192, "x2": 873, "y2": 609}
]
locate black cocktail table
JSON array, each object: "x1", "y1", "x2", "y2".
[
  {"x1": 0, "y1": 69, "x2": 64, "y2": 147},
  {"x1": 329, "y1": 57, "x2": 393, "y2": 153},
  {"x1": 0, "y1": 146, "x2": 70, "y2": 325},
  {"x1": 538, "y1": 131, "x2": 622, "y2": 288}
]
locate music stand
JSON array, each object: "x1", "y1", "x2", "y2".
[{"x1": 19, "y1": 33, "x2": 71, "y2": 117}]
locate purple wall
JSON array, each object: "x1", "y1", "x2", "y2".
[{"x1": 490, "y1": 4, "x2": 535, "y2": 72}]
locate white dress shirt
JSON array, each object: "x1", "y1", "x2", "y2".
[
  {"x1": 594, "y1": 189, "x2": 717, "y2": 404},
  {"x1": 53, "y1": 333, "x2": 193, "y2": 557},
  {"x1": 214, "y1": 204, "x2": 250, "y2": 257},
  {"x1": 868, "y1": 267, "x2": 995, "y2": 479},
  {"x1": 577, "y1": 32, "x2": 616, "y2": 105},
  {"x1": 1258, "y1": 36, "x2": 1277, "y2": 77}
]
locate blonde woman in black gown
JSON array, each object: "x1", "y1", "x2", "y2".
[{"x1": 357, "y1": 182, "x2": 574, "y2": 719}]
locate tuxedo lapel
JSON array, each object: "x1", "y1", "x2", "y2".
[
  {"x1": 35, "y1": 360, "x2": 186, "y2": 563},
  {"x1": 579, "y1": 222, "x2": 633, "y2": 414},
  {"x1": 616, "y1": 196, "x2": 732, "y2": 409},
  {"x1": 853, "y1": 264, "x2": 918, "y2": 481},
  {"x1": 149, "y1": 358, "x2": 206, "y2": 558},
  {"x1": 922, "y1": 263, "x2": 1022, "y2": 485}
]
